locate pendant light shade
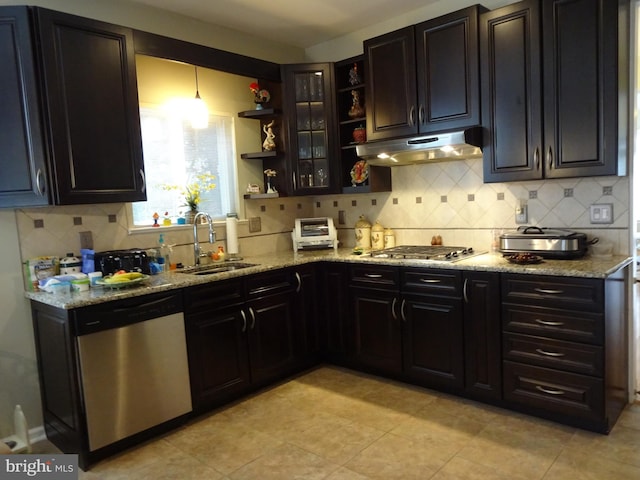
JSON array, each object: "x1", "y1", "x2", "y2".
[{"x1": 191, "y1": 66, "x2": 208, "y2": 129}]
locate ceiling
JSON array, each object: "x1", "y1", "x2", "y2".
[{"x1": 124, "y1": 0, "x2": 440, "y2": 49}]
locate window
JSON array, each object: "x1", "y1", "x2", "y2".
[{"x1": 132, "y1": 103, "x2": 238, "y2": 226}]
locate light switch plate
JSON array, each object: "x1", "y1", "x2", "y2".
[{"x1": 590, "y1": 204, "x2": 613, "y2": 224}]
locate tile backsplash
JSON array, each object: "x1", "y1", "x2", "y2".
[{"x1": 15, "y1": 158, "x2": 630, "y2": 270}]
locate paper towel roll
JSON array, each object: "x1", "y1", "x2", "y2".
[{"x1": 226, "y1": 214, "x2": 239, "y2": 255}]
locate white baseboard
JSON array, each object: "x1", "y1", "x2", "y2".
[{"x1": 2, "y1": 425, "x2": 46, "y2": 453}]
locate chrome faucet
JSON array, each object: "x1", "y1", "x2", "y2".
[{"x1": 193, "y1": 212, "x2": 215, "y2": 266}]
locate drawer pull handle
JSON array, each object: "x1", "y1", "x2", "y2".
[
  {"x1": 535, "y1": 385, "x2": 565, "y2": 396},
  {"x1": 364, "y1": 273, "x2": 383, "y2": 278},
  {"x1": 419, "y1": 279, "x2": 441, "y2": 283},
  {"x1": 535, "y1": 319, "x2": 565, "y2": 327},
  {"x1": 534, "y1": 288, "x2": 564, "y2": 294},
  {"x1": 535, "y1": 348, "x2": 565, "y2": 357}
]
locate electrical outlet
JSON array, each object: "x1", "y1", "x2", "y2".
[
  {"x1": 249, "y1": 216, "x2": 262, "y2": 232},
  {"x1": 79, "y1": 231, "x2": 93, "y2": 250},
  {"x1": 590, "y1": 204, "x2": 613, "y2": 224},
  {"x1": 515, "y1": 204, "x2": 528, "y2": 224}
]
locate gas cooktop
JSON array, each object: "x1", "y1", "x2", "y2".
[{"x1": 370, "y1": 245, "x2": 486, "y2": 262}]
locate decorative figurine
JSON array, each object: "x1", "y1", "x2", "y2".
[
  {"x1": 250, "y1": 82, "x2": 270, "y2": 109},
  {"x1": 264, "y1": 169, "x2": 277, "y2": 194},
  {"x1": 348, "y1": 90, "x2": 365, "y2": 118},
  {"x1": 152, "y1": 212, "x2": 160, "y2": 227},
  {"x1": 348, "y1": 63, "x2": 362, "y2": 86},
  {"x1": 352, "y1": 125, "x2": 366, "y2": 143},
  {"x1": 262, "y1": 120, "x2": 276, "y2": 151}
]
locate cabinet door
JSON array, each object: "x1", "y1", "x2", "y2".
[
  {"x1": 0, "y1": 7, "x2": 48, "y2": 207},
  {"x1": 185, "y1": 305, "x2": 251, "y2": 411},
  {"x1": 415, "y1": 5, "x2": 482, "y2": 133},
  {"x1": 282, "y1": 63, "x2": 337, "y2": 194},
  {"x1": 364, "y1": 26, "x2": 417, "y2": 141},
  {"x1": 31, "y1": 303, "x2": 83, "y2": 456},
  {"x1": 247, "y1": 291, "x2": 298, "y2": 385},
  {"x1": 35, "y1": 8, "x2": 145, "y2": 204},
  {"x1": 350, "y1": 286, "x2": 402, "y2": 375},
  {"x1": 321, "y1": 262, "x2": 350, "y2": 363},
  {"x1": 463, "y1": 272, "x2": 501, "y2": 400},
  {"x1": 542, "y1": 0, "x2": 619, "y2": 178},
  {"x1": 294, "y1": 265, "x2": 320, "y2": 365},
  {"x1": 480, "y1": 0, "x2": 543, "y2": 182},
  {"x1": 402, "y1": 293, "x2": 464, "y2": 389}
]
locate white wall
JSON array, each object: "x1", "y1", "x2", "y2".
[{"x1": 0, "y1": 211, "x2": 41, "y2": 439}]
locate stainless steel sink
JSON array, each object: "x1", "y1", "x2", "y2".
[{"x1": 177, "y1": 262, "x2": 257, "y2": 275}]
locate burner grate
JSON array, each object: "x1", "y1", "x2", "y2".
[{"x1": 370, "y1": 245, "x2": 484, "y2": 262}]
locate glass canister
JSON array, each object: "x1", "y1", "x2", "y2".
[
  {"x1": 355, "y1": 215, "x2": 371, "y2": 249},
  {"x1": 384, "y1": 227, "x2": 396, "y2": 248},
  {"x1": 371, "y1": 221, "x2": 384, "y2": 250}
]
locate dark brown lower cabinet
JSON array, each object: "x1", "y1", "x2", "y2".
[
  {"x1": 186, "y1": 268, "x2": 314, "y2": 411},
  {"x1": 501, "y1": 267, "x2": 629, "y2": 433},
  {"x1": 186, "y1": 303, "x2": 251, "y2": 410},
  {"x1": 350, "y1": 286, "x2": 403, "y2": 376},
  {"x1": 463, "y1": 272, "x2": 502, "y2": 400},
  {"x1": 402, "y1": 292, "x2": 464, "y2": 390},
  {"x1": 321, "y1": 262, "x2": 350, "y2": 363},
  {"x1": 246, "y1": 289, "x2": 298, "y2": 386}
]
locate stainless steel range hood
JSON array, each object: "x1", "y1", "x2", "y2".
[{"x1": 355, "y1": 127, "x2": 483, "y2": 166}]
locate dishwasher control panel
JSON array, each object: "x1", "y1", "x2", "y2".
[{"x1": 74, "y1": 291, "x2": 183, "y2": 336}]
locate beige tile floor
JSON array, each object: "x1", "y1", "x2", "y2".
[{"x1": 40, "y1": 366, "x2": 640, "y2": 479}]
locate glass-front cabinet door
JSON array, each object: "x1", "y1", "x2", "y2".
[{"x1": 283, "y1": 63, "x2": 337, "y2": 194}]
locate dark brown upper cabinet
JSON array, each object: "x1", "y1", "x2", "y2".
[
  {"x1": 364, "y1": 5, "x2": 485, "y2": 142},
  {"x1": 36, "y1": 8, "x2": 145, "y2": 204},
  {"x1": 0, "y1": 7, "x2": 145, "y2": 208},
  {"x1": 281, "y1": 63, "x2": 338, "y2": 195},
  {"x1": 0, "y1": 7, "x2": 48, "y2": 208},
  {"x1": 481, "y1": 0, "x2": 625, "y2": 183}
]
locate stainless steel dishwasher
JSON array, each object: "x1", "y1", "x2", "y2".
[{"x1": 75, "y1": 292, "x2": 192, "y2": 451}]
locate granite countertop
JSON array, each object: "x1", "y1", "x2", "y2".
[{"x1": 25, "y1": 248, "x2": 633, "y2": 309}]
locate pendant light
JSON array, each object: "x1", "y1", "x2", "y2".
[{"x1": 191, "y1": 66, "x2": 208, "y2": 129}]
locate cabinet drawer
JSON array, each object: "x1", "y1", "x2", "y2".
[
  {"x1": 503, "y1": 333, "x2": 603, "y2": 376},
  {"x1": 502, "y1": 274, "x2": 603, "y2": 312},
  {"x1": 502, "y1": 305, "x2": 603, "y2": 345},
  {"x1": 349, "y1": 264, "x2": 399, "y2": 288},
  {"x1": 402, "y1": 268, "x2": 461, "y2": 296},
  {"x1": 246, "y1": 269, "x2": 297, "y2": 298},
  {"x1": 503, "y1": 361, "x2": 603, "y2": 423},
  {"x1": 184, "y1": 279, "x2": 244, "y2": 313}
]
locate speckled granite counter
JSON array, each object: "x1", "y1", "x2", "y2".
[{"x1": 25, "y1": 248, "x2": 632, "y2": 309}]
